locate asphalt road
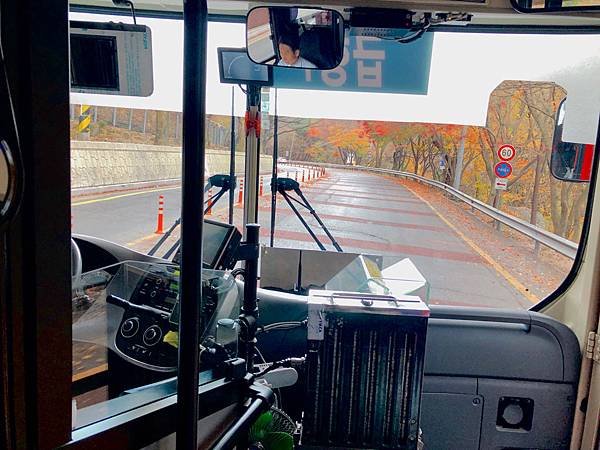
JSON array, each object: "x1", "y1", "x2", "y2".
[{"x1": 72, "y1": 167, "x2": 531, "y2": 309}]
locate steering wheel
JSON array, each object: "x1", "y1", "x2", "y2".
[{"x1": 71, "y1": 237, "x2": 83, "y2": 288}]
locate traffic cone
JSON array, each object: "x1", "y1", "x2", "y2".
[
  {"x1": 155, "y1": 195, "x2": 164, "y2": 234},
  {"x1": 238, "y1": 178, "x2": 244, "y2": 205}
]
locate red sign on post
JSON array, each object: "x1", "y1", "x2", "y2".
[
  {"x1": 497, "y1": 144, "x2": 516, "y2": 161},
  {"x1": 494, "y1": 161, "x2": 513, "y2": 178}
]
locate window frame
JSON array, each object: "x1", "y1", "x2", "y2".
[{"x1": 3, "y1": 2, "x2": 599, "y2": 447}]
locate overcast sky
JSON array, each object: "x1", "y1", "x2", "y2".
[{"x1": 70, "y1": 13, "x2": 600, "y2": 143}]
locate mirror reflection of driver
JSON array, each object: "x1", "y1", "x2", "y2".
[
  {"x1": 557, "y1": 142, "x2": 577, "y2": 179},
  {"x1": 277, "y1": 34, "x2": 316, "y2": 69}
]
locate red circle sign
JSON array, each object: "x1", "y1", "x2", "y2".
[
  {"x1": 494, "y1": 161, "x2": 513, "y2": 178},
  {"x1": 497, "y1": 144, "x2": 516, "y2": 161}
]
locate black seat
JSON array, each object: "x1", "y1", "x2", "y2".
[{"x1": 299, "y1": 27, "x2": 337, "y2": 69}]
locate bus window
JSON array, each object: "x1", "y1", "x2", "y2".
[{"x1": 67, "y1": 13, "x2": 600, "y2": 431}]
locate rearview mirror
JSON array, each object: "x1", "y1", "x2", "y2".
[
  {"x1": 246, "y1": 6, "x2": 345, "y2": 70},
  {"x1": 551, "y1": 99, "x2": 595, "y2": 182}
]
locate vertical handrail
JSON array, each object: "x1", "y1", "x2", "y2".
[
  {"x1": 270, "y1": 88, "x2": 278, "y2": 247},
  {"x1": 229, "y1": 86, "x2": 235, "y2": 225},
  {"x1": 177, "y1": 0, "x2": 207, "y2": 448}
]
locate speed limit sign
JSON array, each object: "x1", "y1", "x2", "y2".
[{"x1": 498, "y1": 144, "x2": 516, "y2": 161}]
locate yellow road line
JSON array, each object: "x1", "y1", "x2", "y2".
[
  {"x1": 72, "y1": 186, "x2": 180, "y2": 206},
  {"x1": 403, "y1": 183, "x2": 539, "y2": 304}
]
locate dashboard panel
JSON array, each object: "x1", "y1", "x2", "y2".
[{"x1": 74, "y1": 260, "x2": 239, "y2": 372}]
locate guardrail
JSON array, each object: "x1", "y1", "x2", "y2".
[{"x1": 282, "y1": 161, "x2": 578, "y2": 260}]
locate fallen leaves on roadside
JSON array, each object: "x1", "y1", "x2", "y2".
[{"x1": 389, "y1": 176, "x2": 571, "y2": 302}]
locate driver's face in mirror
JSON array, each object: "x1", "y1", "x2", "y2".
[
  {"x1": 278, "y1": 41, "x2": 300, "y2": 66},
  {"x1": 277, "y1": 35, "x2": 316, "y2": 69}
]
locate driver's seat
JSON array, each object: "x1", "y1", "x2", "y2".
[{"x1": 300, "y1": 28, "x2": 337, "y2": 68}]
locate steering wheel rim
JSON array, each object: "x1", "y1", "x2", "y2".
[{"x1": 71, "y1": 237, "x2": 83, "y2": 288}]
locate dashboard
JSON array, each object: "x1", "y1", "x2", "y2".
[
  {"x1": 72, "y1": 219, "x2": 242, "y2": 373},
  {"x1": 112, "y1": 264, "x2": 181, "y2": 371},
  {"x1": 74, "y1": 261, "x2": 240, "y2": 372}
]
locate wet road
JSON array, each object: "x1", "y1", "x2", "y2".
[{"x1": 72, "y1": 167, "x2": 531, "y2": 309}]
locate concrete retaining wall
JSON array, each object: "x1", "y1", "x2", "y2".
[{"x1": 71, "y1": 141, "x2": 273, "y2": 188}]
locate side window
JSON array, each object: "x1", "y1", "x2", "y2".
[{"x1": 69, "y1": 16, "x2": 249, "y2": 430}]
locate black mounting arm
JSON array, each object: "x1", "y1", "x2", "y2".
[
  {"x1": 236, "y1": 223, "x2": 260, "y2": 374},
  {"x1": 275, "y1": 177, "x2": 343, "y2": 252}
]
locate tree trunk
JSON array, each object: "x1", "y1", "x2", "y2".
[
  {"x1": 530, "y1": 154, "x2": 543, "y2": 256},
  {"x1": 154, "y1": 111, "x2": 170, "y2": 145},
  {"x1": 453, "y1": 125, "x2": 467, "y2": 189}
]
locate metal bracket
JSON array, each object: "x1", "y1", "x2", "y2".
[
  {"x1": 222, "y1": 357, "x2": 247, "y2": 380},
  {"x1": 235, "y1": 242, "x2": 259, "y2": 262},
  {"x1": 585, "y1": 331, "x2": 599, "y2": 363}
]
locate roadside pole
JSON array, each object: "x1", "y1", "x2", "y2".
[
  {"x1": 78, "y1": 104, "x2": 91, "y2": 140},
  {"x1": 493, "y1": 145, "x2": 515, "y2": 232}
]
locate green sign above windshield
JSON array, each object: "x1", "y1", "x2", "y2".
[{"x1": 272, "y1": 33, "x2": 433, "y2": 94}]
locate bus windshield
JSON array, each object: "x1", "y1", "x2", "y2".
[
  {"x1": 65, "y1": 10, "x2": 600, "y2": 429},
  {"x1": 70, "y1": 14, "x2": 599, "y2": 310}
]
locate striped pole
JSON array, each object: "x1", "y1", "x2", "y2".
[
  {"x1": 238, "y1": 178, "x2": 244, "y2": 205},
  {"x1": 78, "y1": 104, "x2": 91, "y2": 139},
  {"x1": 286, "y1": 171, "x2": 290, "y2": 179},
  {"x1": 302, "y1": 170, "x2": 305, "y2": 183},
  {"x1": 259, "y1": 177, "x2": 264, "y2": 196},
  {"x1": 206, "y1": 188, "x2": 213, "y2": 215},
  {"x1": 308, "y1": 169, "x2": 311, "y2": 181},
  {"x1": 155, "y1": 195, "x2": 165, "y2": 234},
  {"x1": 294, "y1": 171, "x2": 298, "y2": 182}
]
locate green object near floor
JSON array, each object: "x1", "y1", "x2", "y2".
[{"x1": 248, "y1": 411, "x2": 294, "y2": 450}]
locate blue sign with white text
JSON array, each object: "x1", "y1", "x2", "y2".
[
  {"x1": 494, "y1": 162, "x2": 513, "y2": 178},
  {"x1": 272, "y1": 33, "x2": 434, "y2": 95}
]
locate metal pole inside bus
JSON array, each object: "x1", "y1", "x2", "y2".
[
  {"x1": 177, "y1": 0, "x2": 207, "y2": 448},
  {"x1": 270, "y1": 88, "x2": 278, "y2": 247},
  {"x1": 228, "y1": 86, "x2": 235, "y2": 225},
  {"x1": 243, "y1": 84, "x2": 261, "y2": 236}
]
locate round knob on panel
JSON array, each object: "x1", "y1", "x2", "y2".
[
  {"x1": 120, "y1": 317, "x2": 139, "y2": 338},
  {"x1": 502, "y1": 403, "x2": 524, "y2": 426},
  {"x1": 143, "y1": 325, "x2": 162, "y2": 346}
]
